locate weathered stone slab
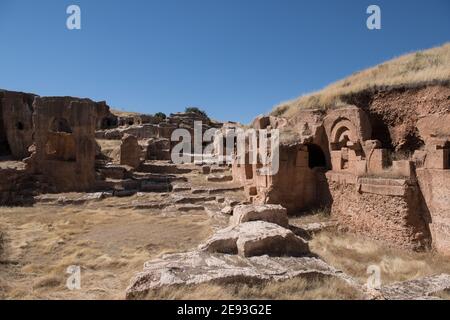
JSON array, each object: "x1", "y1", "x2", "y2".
[
  {"x1": 199, "y1": 221, "x2": 309, "y2": 257},
  {"x1": 230, "y1": 204, "x2": 289, "y2": 228},
  {"x1": 126, "y1": 251, "x2": 358, "y2": 300}
]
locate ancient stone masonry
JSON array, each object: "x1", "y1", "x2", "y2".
[
  {"x1": 1, "y1": 90, "x2": 218, "y2": 202},
  {"x1": 96, "y1": 111, "x2": 223, "y2": 161},
  {"x1": 27, "y1": 97, "x2": 105, "y2": 192},
  {"x1": 232, "y1": 86, "x2": 450, "y2": 255},
  {"x1": 0, "y1": 90, "x2": 115, "y2": 202},
  {"x1": 232, "y1": 112, "x2": 332, "y2": 214}
]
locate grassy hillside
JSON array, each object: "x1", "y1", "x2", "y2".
[{"x1": 272, "y1": 43, "x2": 450, "y2": 118}]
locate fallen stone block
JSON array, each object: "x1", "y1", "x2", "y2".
[
  {"x1": 199, "y1": 221, "x2": 309, "y2": 257},
  {"x1": 126, "y1": 250, "x2": 359, "y2": 300},
  {"x1": 230, "y1": 204, "x2": 289, "y2": 228}
]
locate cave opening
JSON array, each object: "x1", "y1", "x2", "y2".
[
  {"x1": 101, "y1": 117, "x2": 117, "y2": 129},
  {"x1": 0, "y1": 111, "x2": 11, "y2": 157},
  {"x1": 306, "y1": 144, "x2": 327, "y2": 169},
  {"x1": 16, "y1": 122, "x2": 24, "y2": 131}
]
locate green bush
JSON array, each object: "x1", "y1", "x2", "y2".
[
  {"x1": 154, "y1": 112, "x2": 167, "y2": 120},
  {"x1": 185, "y1": 107, "x2": 208, "y2": 118}
]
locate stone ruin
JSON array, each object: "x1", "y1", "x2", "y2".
[
  {"x1": 1, "y1": 86, "x2": 449, "y2": 256},
  {"x1": 2, "y1": 85, "x2": 450, "y2": 299},
  {"x1": 231, "y1": 90, "x2": 450, "y2": 255},
  {"x1": 0, "y1": 88, "x2": 224, "y2": 205},
  {"x1": 0, "y1": 90, "x2": 112, "y2": 204}
]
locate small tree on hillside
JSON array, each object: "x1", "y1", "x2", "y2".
[
  {"x1": 154, "y1": 112, "x2": 167, "y2": 121},
  {"x1": 185, "y1": 107, "x2": 208, "y2": 118}
]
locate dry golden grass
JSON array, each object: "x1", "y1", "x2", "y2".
[
  {"x1": 146, "y1": 277, "x2": 362, "y2": 300},
  {"x1": 0, "y1": 200, "x2": 213, "y2": 300},
  {"x1": 310, "y1": 229, "x2": 450, "y2": 285},
  {"x1": 272, "y1": 42, "x2": 450, "y2": 118}
]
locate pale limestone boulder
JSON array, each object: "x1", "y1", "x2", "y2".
[
  {"x1": 199, "y1": 221, "x2": 309, "y2": 257},
  {"x1": 230, "y1": 204, "x2": 288, "y2": 227},
  {"x1": 126, "y1": 250, "x2": 353, "y2": 299}
]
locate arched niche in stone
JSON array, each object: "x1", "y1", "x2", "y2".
[
  {"x1": 324, "y1": 108, "x2": 371, "y2": 172},
  {"x1": 330, "y1": 118, "x2": 359, "y2": 151}
]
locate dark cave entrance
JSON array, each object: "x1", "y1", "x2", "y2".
[
  {"x1": 0, "y1": 111, "x2": 11, "y2": 157},
  {"x1": 101, "y1": 117, "x2": 118, "y2": 130},
  {"x1": 306, "y1": 144, "x2": 327, "y2": 169}
]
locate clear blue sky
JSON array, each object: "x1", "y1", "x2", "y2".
[{"x1": 0, "y1": 0, "x2": 449, "y2": 123}]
